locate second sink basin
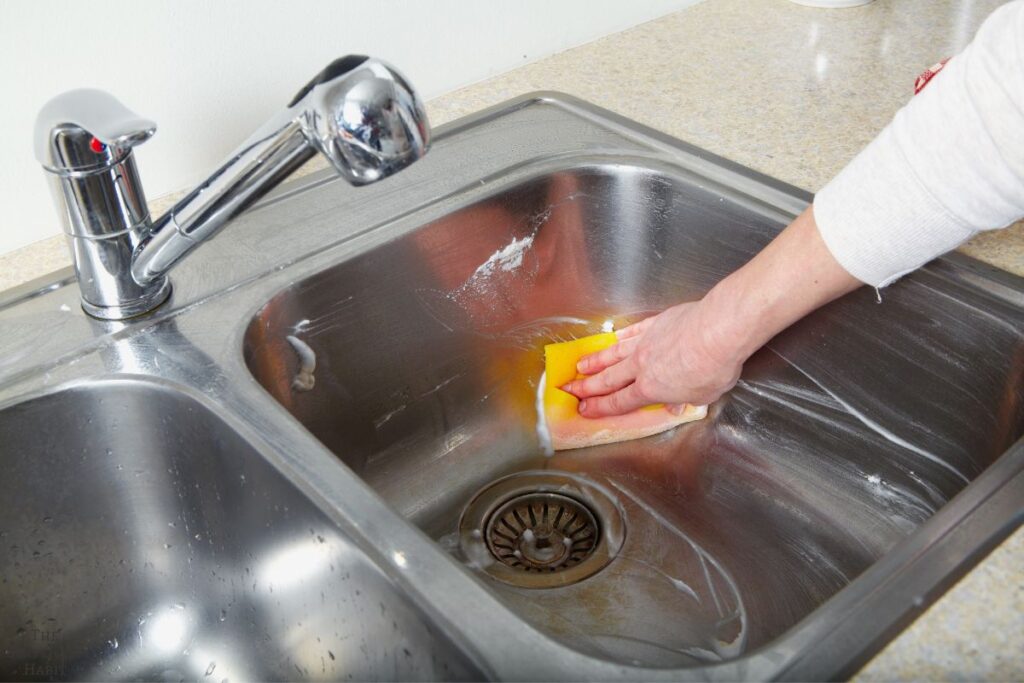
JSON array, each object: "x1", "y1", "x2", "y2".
[
  {"x1": 243, "y1": 160, "x2": 1024, "y2": 667},
  {"x1": 0, "y1": 380, "x2": 474, "y2": 681}
]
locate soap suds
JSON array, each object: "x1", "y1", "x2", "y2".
[
  {"x1": 373, "y1": 404, "x2": 407, "y2": 429},
  {"x1": 421, "y1": 373, "x2": 463, "y2": 397},
  {"x1": 535, "y1": 371, "x2": 554, "y2": 456},
  {"x1": 608, "y1": 479, "x2": 747, "y2": 658},
  {"x1": 619, "y1": 555, "x2": 702, "y2": 603},
  {"x1": 768, "y1": 348, "x2": 969, "y2": 484},
  {"x1": 286, "y1": 335, "x2": 316, "y2": 391},
  {"x1": 473, "y1": 235, "x2": 535, "y2": 278}
]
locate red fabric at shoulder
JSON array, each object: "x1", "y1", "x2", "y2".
[{"x1": 914, "y1": 58, "x2": 951, "y2": 94}]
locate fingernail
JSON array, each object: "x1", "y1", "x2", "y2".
[
  {"x1": 576, "y1": 359, "x2": 588, "y2": 373},
  {"x1": 578, "y1": 400, "x2": 588, "y2": 412}
]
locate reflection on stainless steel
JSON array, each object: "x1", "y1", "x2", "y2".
[
  {"x1": 3, "y1": 93, "x2": 1023, "y2": 680},
  {"x1": 0, "y1": 381, "x2": 475, "y2": 681},
  {"x1": 34, "y1": 56, "x2": 429, "y2": 320},
  {"x1": 245, "y1": 162, "x2": 1024, "y2": 668}
]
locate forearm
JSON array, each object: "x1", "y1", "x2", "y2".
[{"x1": 696, "y1": 205, "x2": 860, "y2": 363}]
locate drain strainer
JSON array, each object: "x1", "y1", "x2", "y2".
[
  {"x1": 459, "y1": 471, "x2": 624, "y2": 589},
  {"x1": 486, "y1": 492, "x2": 599, "y2": 572}
]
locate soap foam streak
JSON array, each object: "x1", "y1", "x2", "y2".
[
  {"x1": 766, "y1": 347, "x2": 969, "y2": 484},
  {"x1": 535, "y1": 371, "x2": 554, "y2": 457}
]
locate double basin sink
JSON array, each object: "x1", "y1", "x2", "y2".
[{"x1": 2, "y1": 94, "x2": 1022, "y2": 680}]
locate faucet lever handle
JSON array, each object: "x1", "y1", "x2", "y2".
[{"x1": 35, "y1": 89, "x2": 156, "y2": 173}]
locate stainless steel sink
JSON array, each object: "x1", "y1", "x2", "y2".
[
  {"x1": 2, "y1": 93, "x2": 1022, "y2": 680},
  {"x1": 0, "y1": 380, "x2": 476, "y2": 681},
  {"x1": 243, "y1": 158, "x2": 1024, "y2": 670}
]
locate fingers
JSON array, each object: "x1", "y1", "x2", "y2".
[
  {"x1": 614, "y1": 316, "x2": 656, "y2": 341},
  {"x1": 578, "y1": 382, "x2": 649, "y2": 418},
  {"x1": 563, "y1": 355, "x2": 638, "y2": 399},
  {"x1": 576, "y1": 336, "x2": 640, "y2": 375}
]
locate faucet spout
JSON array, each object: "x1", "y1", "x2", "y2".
[
  {"x1": 35, "y1": 56, "x2": 430, "y2": 319},
  {"x1": 130, "y1": 118, "x2": 315, "y2": 286}
]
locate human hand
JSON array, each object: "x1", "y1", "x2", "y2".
[
  {"x1": 560, "y1": 205, "x2": 863, "y2": 420},
  {"x1": 561, "y1": 301, "x2": 744, "y2": 418}
]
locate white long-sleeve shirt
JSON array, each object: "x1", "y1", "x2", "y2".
[{"x1": 814, "y1": 0, "x2": 1024, "y2": 287}]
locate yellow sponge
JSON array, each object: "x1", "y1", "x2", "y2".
[{"x1": 542, "y1": 332, "x2": 707, "y2": 451}]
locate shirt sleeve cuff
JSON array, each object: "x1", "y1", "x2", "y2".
[{"x1": 813, "y1": 123, "x2": 977, "y2": 288}]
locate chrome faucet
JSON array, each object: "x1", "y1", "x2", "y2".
[{"x1": 35, "y1": 56, "x2": 430, "y2": 319}]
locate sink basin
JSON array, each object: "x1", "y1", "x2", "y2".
[
  {"x1": 0, "y1": 380, "x2": 475, "y2": 681},
  {"x1": 3, "y1": 93, "x2": 1022, "y2": 680},
  {"x1": 245, "y1": 159, "x2": 1024, "y2": 669}
]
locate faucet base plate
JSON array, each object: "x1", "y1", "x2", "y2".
[{"x1": 81, "y1": 277, "x2": 171, "y2": 320}]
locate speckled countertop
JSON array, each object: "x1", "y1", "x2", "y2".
[{"x1": 2, "y1": 0, "x2": 1021, "y2": 678}]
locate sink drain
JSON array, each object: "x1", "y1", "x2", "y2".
[
  {"x1": 459, "y1": 471, "x2": 624, "y2": 588},
  {"x1": 486, "y1": 492, "x2": 599, "y2": 572}
]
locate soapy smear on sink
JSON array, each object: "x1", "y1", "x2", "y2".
[
  {"x1": 617, "y1": 554, "x2": 701, "y2": 603},
  {"x1": 734, "y1": 377, "x2": 946, "y2": 532},
  {"x1": 372, "y1": 373, "x2": 466, "y2": 432},
  {"x1": 471, "y1": 234, "x2": 535, "y2": 279},
  {"x1": 286, "y1": 335, "x2": 316, "y2": 391},
  {"x1": 535, "y1": 371, "x2": 554, "y2": 456},
  {"x1": 373, "y1": 404, "x2": 407, "y2": 430},
  {"x1": 767, "y1": 347, "x2": 969, "y2": 485},
  {"x1": 289, "y1": 295, "x2": 355, "y2": 338},
  {"x1": 446, "y1": 231, "x2": 539, "y2": 322},
  {"x1": 608, "y1": 480, "x2": 748, "y2": 660},
  {"x1": 415, "y1": 204, "x2": 562, "y2": 332}
]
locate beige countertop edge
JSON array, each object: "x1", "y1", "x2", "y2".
[{"x1": 1, "y1": 1, "x2": 1021, "y2": 679}]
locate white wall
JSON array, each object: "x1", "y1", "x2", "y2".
[{"x1": 0, "y1": 0, "x2": 699, "y2": 256}]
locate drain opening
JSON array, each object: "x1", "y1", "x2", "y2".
[
  {"x1": 486, "y1": 493, "x2": 599, "y2": 573},
  {"x1": 459, "y1": 470, "x2": 625, "y2": 589}
]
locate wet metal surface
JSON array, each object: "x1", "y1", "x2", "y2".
[
  {"x1": 0, "y1": 381, "x2": 475, "y2": 681},
  {"x1": 244, "y1": 156, "x2": 1024, "y2": 669},
  {"x1": 2, "y1": 94, "x2": 1023, "y2": 680}
]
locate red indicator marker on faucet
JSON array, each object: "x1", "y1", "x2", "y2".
[{"x1": 89, "y1": 137, "x2": 106, "y2": 153}]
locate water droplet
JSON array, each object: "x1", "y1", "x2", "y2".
[
  {"x1": 219, "y1": 609, "x2": 227, "y2": 622},
  {"x1": 109, "y1": 637, "x2": 118, "y2": 650},
  {"x1": 205, "y1": 662, "x2": 216, "y2": 676}
]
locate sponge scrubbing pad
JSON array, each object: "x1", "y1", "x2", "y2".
[{"x1": 543, "y1": 333, "x2": 707, "y2": 451}]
